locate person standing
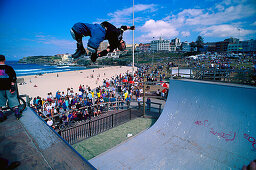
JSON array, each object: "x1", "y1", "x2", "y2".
[
  {"x1": 146, "y1": 97, "x2": 151, "y2": 111},
  {"x1": 0, "y1": 55, "x2": 21, "y2": 121}
]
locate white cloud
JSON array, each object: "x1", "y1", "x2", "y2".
[
  {"x1": 35, "y1": 35, "x2": 46, "y2": 38},
  {"x1": 107, "y1": 4, "x2": 157, "y2": 25},
  {"x1": 181, "y1": 31, "x2": 191, "y2": 37},
  {"x1": 199, "y1": 24, "x2": 256, "y2": 37},
  {"x1": 185, "y1": 4, "x2": 256, "y2": 26},
  {"x1": 109, "y1": 4, "x2": 156, "y2": 17},
  {"x1": 158, "y1": 0, "x2": 256, "y2": 40},
  {"x1": 222, "y1": 0, "x2": 232, "y2": 6},
  {"x1": 164, "y1": 9, "x2": 203, "y2": 28},
  {"x1": 43, "y1": 39, "x2": 73, "y2": 47},
  {"x1": 28, "y1": 34, "x2": 74, "y2": 48},
  {"x1": 98, "y1": 0, "x2": 256, "y2": 42},
  {"x1": 178, "y1": 9, "x2": 203, "y2": 17},
  {"x1": 215, "y1": 4, "x2": 225, "y2": 11},
  {"x1": 138, "y1": 19, "x2": 178, "y2": 42}
]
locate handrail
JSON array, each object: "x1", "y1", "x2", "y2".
[{"x1": 59, "y1": 108, "x2": 138, "y2": 145}]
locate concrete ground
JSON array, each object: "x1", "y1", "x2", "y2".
[{"x1": 0, "y1": 108, "x2": 95, "y2": 170}]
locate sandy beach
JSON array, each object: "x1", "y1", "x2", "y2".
[{"x1": 18, "y1": 66, "x2": 135, "y2": 99}]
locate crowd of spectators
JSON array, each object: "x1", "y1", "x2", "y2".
[
  {"x1": 183, "y1": 53, "x2": 256, "y2": 70},
  {"x1": 31, "y1": 65, "x2": 170, "y2": 130}
]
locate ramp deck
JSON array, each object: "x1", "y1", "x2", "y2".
[{"x1": 0, "y1": 108, "x2": 95, "y2": 170}]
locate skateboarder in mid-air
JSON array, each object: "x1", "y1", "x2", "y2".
[{"x1": 70, "y1": 21, "x2": 135, "y2": 62}]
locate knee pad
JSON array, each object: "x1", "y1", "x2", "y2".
[
  {"x1": 70, "y1": 28, "x2": 82, "y2": 41},
  {"x1": 70, "y1": 28, "x2": 77, "y2": 40}
]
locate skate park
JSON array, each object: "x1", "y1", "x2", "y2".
[
  {"x1": 1, "y1": 79, "x2": 255, "y2": 169},
  {"x1": 1, "y1": 0, "x2": 256, "y2": 169},
  {"x1": 89, "y1": 79, "x2": 256, "y2": 169}
]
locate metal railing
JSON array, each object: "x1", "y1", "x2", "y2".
[
  {"x1": 137, "y1": 101, "x2": 162, "y2": 114},
  {"x1": 34, "y1": 99, "x2": 164, "y2": 145},
  {"x1": 60, "y1": 109, "x2": 143, "y2": 145},
  {"x1": 193, "y1": 67, "x2": 255, "y2": 85},
  {"x1": 168, "y1": 67, "x2": 255, "y2": 85}
]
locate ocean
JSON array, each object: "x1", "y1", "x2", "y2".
[
  {"x1": 6, "y1": 61, "x2": 193, "y2": 78},
  {"x1": 6, "y1": 61, "x2": 89, "y2": 77}
]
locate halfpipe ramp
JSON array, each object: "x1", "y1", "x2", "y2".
[{"x1": 90, "y1": 79, "x2": 256, "y2": 169}]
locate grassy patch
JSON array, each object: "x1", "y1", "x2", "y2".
[{"x1": 72, "y1": 117, "x2": 157, "y2": 160}]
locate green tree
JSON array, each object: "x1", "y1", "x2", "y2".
[{"x1": 196, "y1": 35, "x2": 204, "y2": 52}]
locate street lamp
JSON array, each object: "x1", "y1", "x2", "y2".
[
  {"x1": 152, "y1": 37, "x2": 155, "y2": 66},
  {"x1": 237, "y1": 28, "x2": 240, "y2": 54},
  {"x1": 132, "y1": 0, "x2": 135, "y2": 77}
]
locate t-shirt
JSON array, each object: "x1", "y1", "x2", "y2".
[
  {"x1": 78, "y1": 91, "x2": 83, "y2": 97},
  {"x1": 88, "y1": 93, "x2": 92, "y2": 99},
  {"x1": 103, "y1": 97, "x2": 109, "y2": 103},
  {"x1": 61, "y1": 115, "x2": 67, "y2": 122},
  {"x1": 0, "y1": 64, "x2": 16, "y2": 90},
  {"x1": 68, "y1": 113, "x2": 73, "y2": 119},
  {"x1": 124, "y1": 92, "x2": 128, "y2": 99},
  {"x1": 47, "y1": 120, "x2": 53, "y2": 126},
  {"x1": 46, "y1": 105, "x2": 52, "y2": 111}
]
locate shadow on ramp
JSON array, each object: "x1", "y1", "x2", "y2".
[{"x1": 90, "y1": 79, "x2": 256, "y2": 169}]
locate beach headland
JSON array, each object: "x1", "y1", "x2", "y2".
[{"x1": 18, "y1": 66, "x2": 135, "y2": 99}]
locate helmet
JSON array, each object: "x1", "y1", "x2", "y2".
[{"x1": 117, "y1": 28, "x2": 126, "y2": 51}]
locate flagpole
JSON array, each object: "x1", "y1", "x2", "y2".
[{"x1": 132, "y1": 0, "x2": 135, "y2": 78}]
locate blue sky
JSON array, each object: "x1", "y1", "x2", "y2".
[{"x1": 0, "y1": 0, "x2": 255, "y2": 60}]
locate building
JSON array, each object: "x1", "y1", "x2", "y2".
[
  {"x1": 227, "y1": 39, "x2": 256, "y2": 53},
  {"x1": 215, "y1": 38, "x2": 241, "y2": 53},
  {"x1": 170, "y1": 43, "x2": 176, "y2": 52},
  {"x1": 241, "y1": 39, "x2": 256, "y2": 52},
  {"x1": 126, "y1": 44, "x2": 139, "y2": 53},
  {"x1": 62, "y1": 54, "x2": 72, "y2": 61},
  {"x1": 55, "y1": 54, "x2": 72, "y2": 62},
  {"x1": 227, "y1": 43, "x2": 243, "y2": 53},
  {"x1": 224, "y1": 37, "x2": 239, "y2": 44},
  {"x1": 171, "y1": 38, "x2": 181, "y2": 47},
  {"x1": 106, "y1": 51, "x2": 122, "y2": 58},
  {"x1": 138, "y1": 43, "x2": 151, "y2": 53},
  {"x1": 189, "y1": 42, "x2": 197, "y2": 52},
  {"x1": 204, "y1": 42, "x2": 216, "y2": 52},
  {"x1": 151, "y1": 37, "x2": 170, "y2": 52},
  {"x1": 216, "y1": 41, "x2": 229, "y2": 52},
  {"x1": 247, "y1": 39, "x2": 256, "y2": 52},
  {"x1": 181, "y1": 41, "x2": 190, "y2": 52}
]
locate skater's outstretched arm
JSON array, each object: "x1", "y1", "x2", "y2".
[
  {"x1": 98, "y1": 25, "x2": 135, "y2": 57},
  {"x1": 120, "y1": 26, "x2": 135, "y2": 32}
]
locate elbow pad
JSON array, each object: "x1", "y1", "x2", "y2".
[{"x1": 121, "y1": 26, "x2": 128, "y2": 31}]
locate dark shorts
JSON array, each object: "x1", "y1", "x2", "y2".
[
  {"x1": 0, "y1": 90, "x2": 19, "y2": 108},
  {"x1": 71, "y1": 22, "x2": 106, "y2": 49}
]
